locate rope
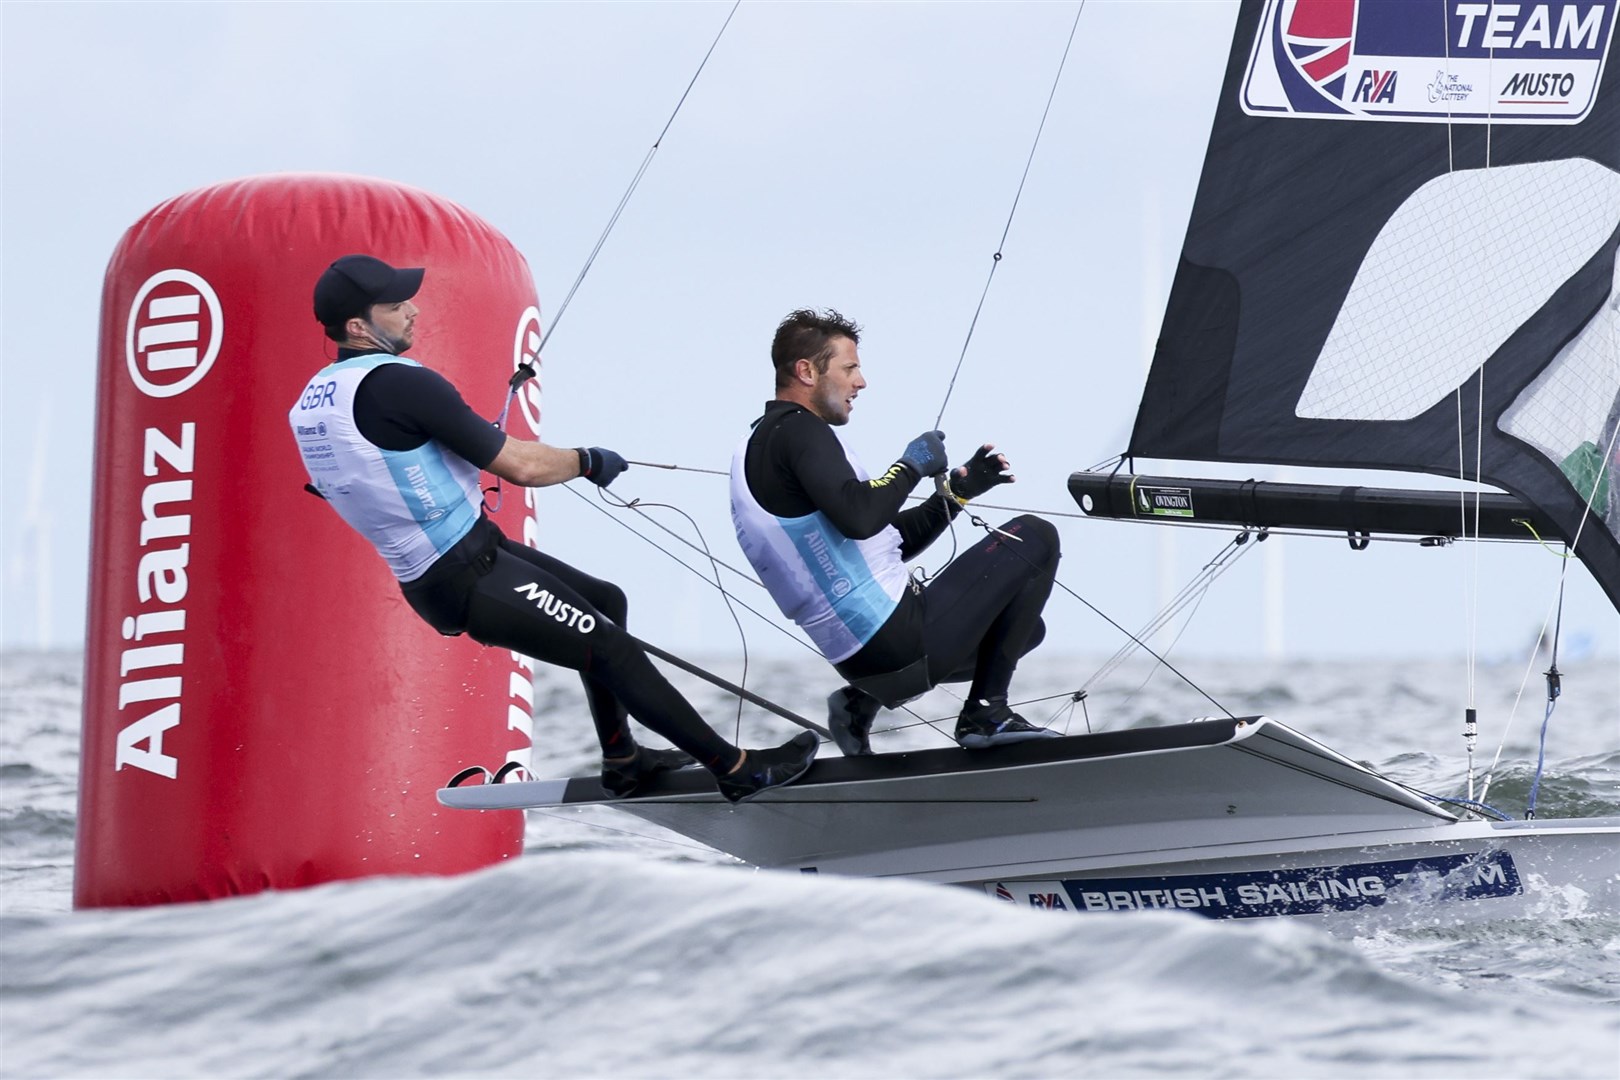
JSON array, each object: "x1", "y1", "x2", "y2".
[
  {"x1": 597, "y1": 485, "x2": 756, "y2": 738},
  {"x1": 486, "y1": 1, "x2": 741, "y2": 507},
  {"x1": 950, "y1": 509, "x2": 1237, "y2": 719},
  {"x1": 563, "y1": 481, "x2": 967, "y2": 748},
  {"x1": 531, "y1": 1, "x2": 740, "y2": 364},
  {"x1": 932, "y1": 0, "x2": 1086, "y2": 432},
  {"x1": 1085, "y1": 530, "x2": 1257, "y2": 700}
]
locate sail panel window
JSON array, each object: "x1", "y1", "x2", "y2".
[
  {"x1": 1295, "y1": 159, "x2": 1620, "y2": 422},
  {"x1": 1501, "y1": 254, "x2": 1620, "y2": 541}
]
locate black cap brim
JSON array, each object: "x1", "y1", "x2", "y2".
[{"x1": 375, "y1": 267, "x2": 424, "y2": 304}]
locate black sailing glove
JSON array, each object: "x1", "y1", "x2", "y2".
[
  {"x1": 897, "y1": 430, "x2": 948, "y2": 478},
  {"x1": 577, "y1": 446, "x2": 628, "y2": 487},
  {"x1": 950, "y1": 444, "x2": 1012, "y2": 501}
]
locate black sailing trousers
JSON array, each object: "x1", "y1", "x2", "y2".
[
  {"x1": 403, "y1": 531, "x2": 740, "y2": 773},
  {"x1": 838, "y1": 514, "x2": 1060, "y2": 704}
]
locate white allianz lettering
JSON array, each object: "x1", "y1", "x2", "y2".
[
  {"x1": 143, "y1": 421, "x2": 195, "y2": 476},
  {"x1": 116, "y1": 423, "x2": 196, "y2": 778},
  {"x1": 116, "y1": 703, "x2": 180, "y2": 779},
  {"x1": 507, "y1": 647, "x2": 536, "y2": 769}
]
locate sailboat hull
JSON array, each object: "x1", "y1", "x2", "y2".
[{"x1": 438, "y1": 717, "x2": 1619, "y2": 925}]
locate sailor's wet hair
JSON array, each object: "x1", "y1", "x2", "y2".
[{"x1": 772, "y1": 308, "x2": 861, "y2": 388}]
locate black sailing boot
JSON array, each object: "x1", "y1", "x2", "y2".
[
  {"x1": 716, "y1": 732, "x2": 819, "y2": 803},
  {"x1": 827, "y1": 686, "x2": 881, "y2": 756},
  {"x1": 954, "y1": 696, "x2": 1060, "y2": 749},
  {"x1": 601, "y1": 746, "x2": 697, "y2": 798}
]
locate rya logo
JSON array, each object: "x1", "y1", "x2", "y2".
[
  {"x1": 1352, "y1": 69, "x2": 1398, "y2": 103},
  {"x1": 512, "y1": 582, "x2": 596, "y2": 633}
]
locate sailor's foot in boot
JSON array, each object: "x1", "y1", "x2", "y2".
[
  {"x1": 601, "y1": 746, "x2": 697, "y2": 798},
  {"x1": 827, "y1": 686, "x2": 881, "y2": 756},
  {"x1": 954, "y1": 697, "x2": 1060, "y2": 749},
  {"x1": 717, "y1": 732, "x2": 819, "y2": 803}
]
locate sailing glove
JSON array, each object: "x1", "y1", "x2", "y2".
[
  {"x1": 951, "y1": 444, "x2": 1013, "y2": 501},
  {"x1": 898, "y1": 430, "x2": 948, "y2": 479},
  {"x1": 576, "y1": 446, "x2": 628, "y2": 487}
]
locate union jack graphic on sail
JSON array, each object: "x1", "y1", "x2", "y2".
[{"x1": 1282, "y1": 0, "x2": 1357, "y2": 102}]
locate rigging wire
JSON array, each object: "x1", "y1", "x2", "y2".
[
  {"x1": 1476, "y1": 415, "x2": 1620, "y2": 809},
  {"x1": 1523, "y1": 578, "x2": 1567, "y2": 820},
  {"x1": 951, "y1": 510, "x2": 1237, "y2": 719},
  {"x1": 483, "y1": 2, "x2": 739, "y2": 514},
  {"x1": 531, "y1": 1, "x2": 739, "y2": 367},
  {"x1": 529, "y1": 2, "x2": 1244, "y2": 734},
  {"x1": 563, "y1": 481, "x2": 963, "y2": 746},
  {"x1": 1083, "y1": 530, "x2": 1256, "y2": 696},
  {"x1": 931, "y1": 0, "x2": 1086, "y2": 433},
  {"x1": 594, "y1": 485, "x2": 755, "y2": 739}
]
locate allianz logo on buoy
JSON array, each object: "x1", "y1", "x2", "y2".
[
  {"x1": 512, "y1": 305, "x2": 542, "y2": 436},
  {"x1": 125, "y1": 269, "x2": 222, "y2": 398}
]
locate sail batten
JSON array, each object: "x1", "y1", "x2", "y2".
[{"x1": 1129, "y1": 0, "x2": 1620, "y2": 611}]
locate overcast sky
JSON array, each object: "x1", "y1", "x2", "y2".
[{"x1": 3, "y1": 0, "x2": 1616, "y2": 677}]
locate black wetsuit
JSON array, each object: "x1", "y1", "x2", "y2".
[
  {"x1": 743, "y1": 401, "x2": 1058, "y2": 702},
  {"x1": 347, "y1": 351, "x2": 739, "y2": 771}
]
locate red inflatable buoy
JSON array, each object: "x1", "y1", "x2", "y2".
[{"x1": 76, "y1": 174, "x2": 541, "y2": 907}]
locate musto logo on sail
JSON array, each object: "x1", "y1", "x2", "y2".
[{"x1": 989, "y1": 850, "x2": 1522, "y2": 919}]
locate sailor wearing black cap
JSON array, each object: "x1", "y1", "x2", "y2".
[{"x1": 290, "y1": 255, "x2": 816, "y2": 802}]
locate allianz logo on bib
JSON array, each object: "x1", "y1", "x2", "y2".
[
  {"x1": 126, "y1": 269, "x2": 223, "y2": 398},
  {"x1": 512, "y1": 583, "x2": 597, "y2": 633}
]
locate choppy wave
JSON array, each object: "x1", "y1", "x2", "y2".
[
  {"x1": 4, "y1": 856, "x2": 1618, "y2": 1079},
  {"x1": 3, "y1": 650, "x2": 1617, "y2": 1078}
]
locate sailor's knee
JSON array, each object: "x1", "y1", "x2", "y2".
[
  {"x1": 1007, "y1": 514, "x2": 1059, "y2": 556},
  {"x1": 579, "y1": 621, "x2": 642, "y2": 675},
  {"x1": 592, "y1": 582, "x2": 628, "y2": 624}
]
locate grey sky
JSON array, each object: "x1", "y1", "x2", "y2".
[{"x1": 3, "y1": 0, "x2": 1616, "y2": 672}]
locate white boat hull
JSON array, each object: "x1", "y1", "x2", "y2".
[{"x1": 439, "y1": 717, "x2": 1619, "y2": 925}]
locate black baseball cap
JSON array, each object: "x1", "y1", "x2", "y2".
[{"x1": 312, "y1": 255, "x2": 424, "y2": 327}]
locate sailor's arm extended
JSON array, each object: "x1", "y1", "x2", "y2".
[
  {"x1": 486, "y1": 438, "x2": 585, "y2": 487},
  {"x1": 356, "y1": 364, "x2": 623, "y2": 489}
]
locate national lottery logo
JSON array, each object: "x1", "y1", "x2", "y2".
[
  {"x1": 1241, "y1": 0, "x2": 1617, "y2": 125},
  {"x1": 512, "y1": 305, "x2": 544, "y2": 437},
  {"x1": 126, "y1": 269, "x2": 223, "y2": 398}
]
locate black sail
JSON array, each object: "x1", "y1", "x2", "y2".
[{"x1": 1129, "y1": 0, "x2": 1620, "y2": 610}]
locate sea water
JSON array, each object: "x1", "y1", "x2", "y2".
[{"x1": 3, "y1": 649, "x2": 1617, "y2": 1078}]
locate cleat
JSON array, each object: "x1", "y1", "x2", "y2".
[
  {"x1": 717, "y1": 732, "x2": 819, "y2": 803},
  {"x1": 954, "y1": 697, "x2": 1060, "y2": 749},
  {"x1": 827, "y1": 686, "x2": 881, "y2": 756},
  {"x1": 601, "y1": 746, "x2": 697, "y2": 798}
]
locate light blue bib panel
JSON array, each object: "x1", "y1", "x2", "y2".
[
  {"x1": 289, "y1": 354, "x2": 483, "y2": 582},
  {"x1": 729, "y1": 432, "x2": 906, "y2": 663}
]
